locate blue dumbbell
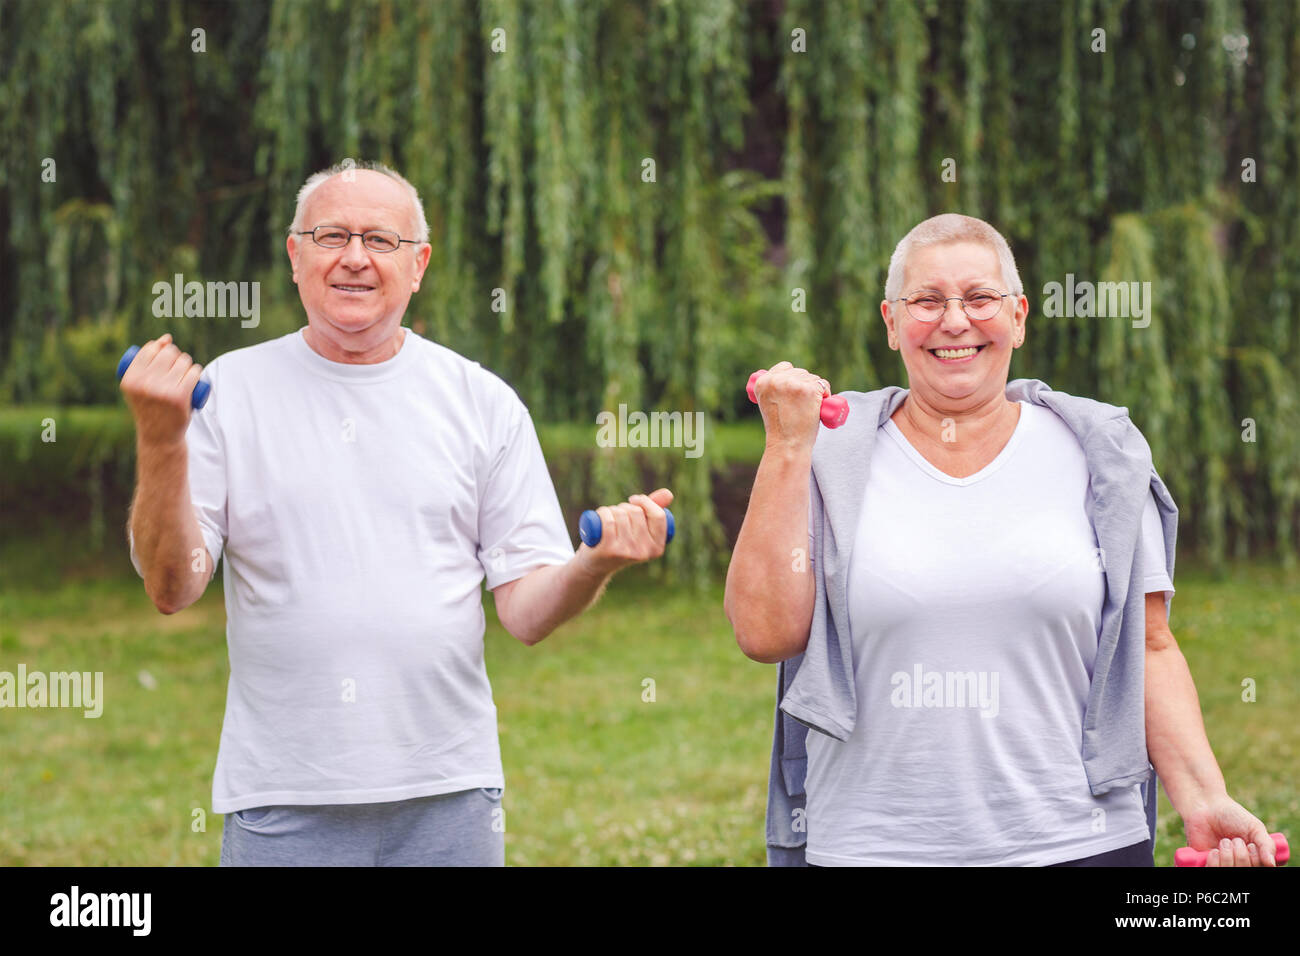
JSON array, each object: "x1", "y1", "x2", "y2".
[
  {"x1": 116, "y1": 345, "x2": 211, "y2": 410},
  {"x1": 579, "y1": 508, "x2": 676, "y2": 548}
]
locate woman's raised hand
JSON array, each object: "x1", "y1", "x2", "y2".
[{"x1": 753, "y1": 362, "x2": 832, "y2": 457}]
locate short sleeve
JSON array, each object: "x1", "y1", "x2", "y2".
[
  {"x1": 1141, "y1": 488, "x2": 1173, "y2": 601},
  {"x1": 128, "y1": 362, "x2": 227, "y2": 584},
  {"x1": 477, "y1": 394, "x2": 576, "y2": 589}
]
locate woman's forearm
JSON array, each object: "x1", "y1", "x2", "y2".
[
  {"x1": 724, "y1": 444, "x2": 816, "y2": 663},
  {"x1": 1145, "y1": 640, "x2": 1229, "y2": 816}
]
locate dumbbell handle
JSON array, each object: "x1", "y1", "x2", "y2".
[
  {"x1": 579, "y1": 508, "x2": 675, "y2": 548},
  {"x1": 1174, "y1": 832, "x2": 1289, "y2": 867},
  {"x1": 116, "y1": 345, "x2": 211, "y2": 410},
  {"x1": 747, "y1": 369, "x2": 849, "y2": 429}
]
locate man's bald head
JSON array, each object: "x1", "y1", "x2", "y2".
[{"x1": 290, "y1": 161, "x2": 429, "y2": 245}]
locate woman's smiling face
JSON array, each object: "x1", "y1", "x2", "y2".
[{"x1": 882, "y1": 240, "x2": 1028, "y2": 409}]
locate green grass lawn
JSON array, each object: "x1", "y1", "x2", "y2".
[{"x1": 0, "y1": 560, "x2": 1295, "y2": 865}]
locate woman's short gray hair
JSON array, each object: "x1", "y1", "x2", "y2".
[
  {"x1": 884, "y1": 213, "x2": 1023, "y2": 304},
  {"x1": 288, "y1": 160, "x2": 429, "y2": 244}
]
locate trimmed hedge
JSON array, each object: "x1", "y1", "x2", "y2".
[{"x1": 0, "y1": 405, "x2": 767, "y2": 580}]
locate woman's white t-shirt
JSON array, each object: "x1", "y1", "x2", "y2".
[
  {"x1": 805, "y1": 400, "x2": 1174, "y2": 866},
  {"x1": 131, "y1": 328, "x2": 576, "y2": 812}
]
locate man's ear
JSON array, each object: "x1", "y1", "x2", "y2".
[
  {"x1": 411, "y1": 242, "x2": 432, "y2": 292},
  {"x1": 286, "y1": 234, "x2": 300, "y2": 284}
]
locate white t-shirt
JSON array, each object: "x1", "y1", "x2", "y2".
[
  {"x1": 805, "y1": 400, "x2": 1174, "y2": 866},
  {"x1": 130, "y1": 328, "x2": 576, "y2": 813}
]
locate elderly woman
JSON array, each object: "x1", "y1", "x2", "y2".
[{"x1": 725, "y1": 213, "x2": 1278, "y2": 867}]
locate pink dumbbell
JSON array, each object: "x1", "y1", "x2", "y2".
[
  {"x1": 747, "y1": 369, "x2": 849, "y2": 429},
  {"x1": 1174, "y1": 832, "x2": 1289, "y2": 866}
]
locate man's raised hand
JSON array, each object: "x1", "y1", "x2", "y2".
[
  {"x1": 120, "y1": 333, "x2": 205, "y2": 446},
  {"x1": 580, "y1": 488, "x2": 675, "y2": 576}
]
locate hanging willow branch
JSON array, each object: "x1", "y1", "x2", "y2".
[{"x1": 1, "y1": 0, "x2": 1297, "y2": 573}]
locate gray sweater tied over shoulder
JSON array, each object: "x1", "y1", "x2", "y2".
[{"x1": 765, "y1": 378, "x2": 1179, "y2": 866}]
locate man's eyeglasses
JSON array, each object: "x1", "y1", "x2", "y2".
[
  {"x1": 891, "y1": 288, "x2": 1013, "y2": 322},
  {"x1": 294, "y1": 225, "x2": 422, "y2": 253}
]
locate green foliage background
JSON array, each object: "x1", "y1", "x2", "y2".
[{"x1": 2, "y1": 0, "x2": 1298, "y2": 577}]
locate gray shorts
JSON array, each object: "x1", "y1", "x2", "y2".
[{"x1": 219, "y1": 787, "x2": 505, "y2": 866}]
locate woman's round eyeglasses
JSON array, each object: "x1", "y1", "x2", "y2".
[{"x1": 892, "y1": 288, "x2": 1013, "y2": 322}]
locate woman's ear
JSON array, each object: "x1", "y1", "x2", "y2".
[{"x1": 880, "y1": 300, "x2": 898, "y2": 348}]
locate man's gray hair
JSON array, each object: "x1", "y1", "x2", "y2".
[
  {"x1": 288, "y1": 160, "x2": 430, "y2": 244},
  {"x1": 884, "y1": 213, "x2": 1023, "y2": 304}
]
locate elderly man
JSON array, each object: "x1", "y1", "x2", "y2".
[{"x1": 121, "y1": 161, "x2": 672, "y2": 866}]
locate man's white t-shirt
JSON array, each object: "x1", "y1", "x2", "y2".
[
  {"x1": 804, "y1": 400, "x2": 1174, "y2": 866},
  {"x1": 130, "y1": 327, "x2": 576, "y2": 813}
]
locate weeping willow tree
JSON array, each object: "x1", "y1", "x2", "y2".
[
  {"x1": 2, "y1": 0, "x2": 1298, "y2": 575},
  {"x1": 781, "y1": 0, "x2": 1300, "y2": 570}
]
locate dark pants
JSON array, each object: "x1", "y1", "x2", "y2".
[
  {"x1": 807, "y1": 839, "x2": 1154, "y2": 867},
  {"x1": 1047, "y1": 838, "x2": 1153, "y2": 867}
]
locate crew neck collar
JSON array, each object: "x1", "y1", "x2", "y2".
[{"x1": 289, "y1": 326, "x2": 415, "y2": 383}]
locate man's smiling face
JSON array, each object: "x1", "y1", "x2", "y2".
[{"x1": 287, "y1": 169, "x2": 431, "y2": 357}]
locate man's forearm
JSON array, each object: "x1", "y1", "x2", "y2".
[
  {"x1": 130, "y1": 436, "x2": 207, "y2": 613},
  {"x1": 1145, "y1": 642, "x2": 1228, "y2": 816},
  {"x1": 496, "y1": 554, "x2": 614, "y2": 646}
]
